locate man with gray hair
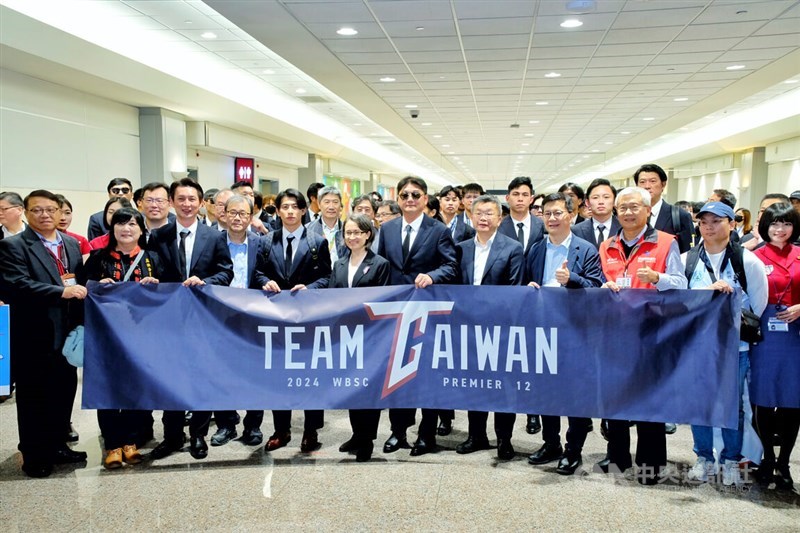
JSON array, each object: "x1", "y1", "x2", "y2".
[
  {"x1": 306, "y1": 186, "x2": 346, "y2": 262},
  {"x1": 0, "y1": 191, "x2": 26, "y2": 239}
]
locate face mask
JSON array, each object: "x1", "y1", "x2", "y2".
[
  {"x1": 734, "y1": 215, "x2": 743, "y2": 223},
  {"x1": 265, "y1": 205, "x2": 277, "y2": 215}
]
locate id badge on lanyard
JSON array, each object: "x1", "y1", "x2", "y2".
[{"x1": 769, "y1": 304, "x2": 790, "y2": 332}]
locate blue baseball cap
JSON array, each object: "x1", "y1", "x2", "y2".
[{"x1": 698, "y1": 201, "x2": 735, "y2": 220}]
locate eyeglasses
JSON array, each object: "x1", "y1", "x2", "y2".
[
  {"x1": 531, "y1": 205, "x2": 542, "y2": 212},
  {"x1": 226, "y1": 210, "x2": 251, "y2": 220},
  {"x1": 28, "y1": 207, "x2": 60, "y2": 216},
  {"x1": 542, "y1": 210, "x2": 567, "y2": 219},
  {"x1": 474, "y1": 211, "x2": 498, "y2": 219},
  {"x1": 399, "y1": 191, "x2": 423, "y2": 200},
  {"x1": 617, "y1": 204, "x2": 644, "y2": 214},
  {"x1": 375, "y1": 212, "x2": 392, "y2": 219},
  {"x1": 344, "y1": 230, "x2": 366, "y2": 237},
  {"x1": 110, "y1": 187, "x2": 131, "y2": 195},
  {"x1": 144, "y1": 198, "x2": 168, "y2": 205}
]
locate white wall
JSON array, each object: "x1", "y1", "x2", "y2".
[
  {"x1": 185, "y1": 150, "x2": 299, "y2": 192},
  {"x1": 0, "y1": 68, "x2": 140, "y2": 233}
]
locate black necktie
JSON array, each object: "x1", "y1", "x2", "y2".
[
  {"x1": 597, "y1": 224, "x2": 605, "y2": 244},
  {"x1": 402, "y1": 225, "x2": 412, "y2": 262},
  {"x1": 178, "y1": 229, "x2": 189, "y2": 280},
  {"x1": 516, "y1": 222, "x2": 525, "y2": 247},
  {"x1": 285, "y1": 236, "x2": 295, "y2": 276}
]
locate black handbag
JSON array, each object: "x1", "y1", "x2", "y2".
[{"x1": 740, "y1": 308, "x2": 763, "y2": 344}]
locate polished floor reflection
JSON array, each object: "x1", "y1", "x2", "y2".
[{"x1": 1, "y1": 378, "x2": 798, "y2": 531}]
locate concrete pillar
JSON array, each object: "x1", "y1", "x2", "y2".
[{"x1": 139, "y1": 108, "x2": 187, "y2": 183}]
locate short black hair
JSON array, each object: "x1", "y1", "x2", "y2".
[
  {"x1": 141, "y1": 182, "x2": 169, "y2": 196},
  {"x1": 203, "y1": 188, "x2": 219, "y2": 202},
  {"x1": 758, "y1": 202, "x2": 800, "y2": 243},
  {"x1": 397, "y1": 176, "x2": 428, "y2": 194},
  {"x1": 106, "y1": 177, "x2": 133, "y2": 193},
  {"x1": 351, "y1": 194, "x2": 377, "y2": 213},
  {"x1": 438, "y1": 185, "x2": 462, "y2": 200},
  {"x1": 462, "y1": 182, "x2": 485, "y2": 195},
  {"x1": 345, "y1": 214, "x2": 377, "y2": 247},
  {"x1": 507, "y1": 176, "x2": 533, "y2": 194},
  {"x1": 558, "y1": 182, "x2": 585, "y2": 201},
  {"x1": 132, "y1": 188, "x2": 143, "y2": 205},
  {"x1": 378, "y1": 200, "x2": 401, "y2": 215},
  {"x1": 691, "y1": 201, "x2": 705, "y2": 215},
  {"x1": 54, "y1": 194, "x2": 73, "y2": 212},
  {"x1": 634, "y1": 164, "x2": 667, "y2": 184},
  {"x1": 169, "y1": 178, "x2": 203, "y2": 201},
  {"x1": 369, "y1": 191, "x2": 383, "y2": 203},
  {"x1": 712, "y1": 188, "x2": 737, "y2": 209},
  {"x1": 23, "y1": 189, "x2": 60, "y2": 209},
  {"x1": 426, "y1": 196, "x2": 443, "y2": 223},
  {"x1": 106, "y1": 208, "x2": 147, "y2": 250},
  {"x1": 231, "y1": 180, "x2": 253, "y2": 191},
  {"x1": 761, "y1": 193, "x2": 790, "y2": 204},
  {"x1": 542, "y1": 192, "x2": 574, "y2": 213},
  {"x1": 276, "y1": 188, "x2": 308, "y2": 210},
  {"x1": 586, "y1": 178, "x2": 616, "y2": 199},
  {"x1": 253, "y1": 190, "x2": 263, "y2": 210},
  {"x1": 306, "y1": 183, "x2": 325, "y2": 201}
]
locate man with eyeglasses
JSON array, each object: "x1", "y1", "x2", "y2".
[
  {"x1": 212, "y1": 189, "x2": 234, "y2": 232},
  {"x1": 0, "y1": 190, "x2": 88, "y2": 477},
  {"x1": 0, "y1": 191, "x2": 27, "y2": 240},
  {"x1": 460, "y1": 183, "x2": 485, "y2": 228},
  {"x1": 377, "y1": 176, "x2": 458, "y2": 456},
  {"x1": 87, "y1": 178, "x2": 134, "y2": 240},
  {"x1": 438, "y1": 186, "x2": 475, "y2": 244},
  {"x1": 351, "y1": 194, "x2": 380, "y2": 252},
  {"x1": 524, "y1": 192, "x2": 604, "y2": 475},
  {"x1": 595, "y1": 186, "x2": 687, "y2": 486},
  {"x1": 140, "y1": 182, "x2": 174, "y2": 235},
  {"x1": 375, "y1": 200, "x2": 401, "y2": 228},
  {"x1": 210, "y1": 194, "x2": 268, "y2": 448}
]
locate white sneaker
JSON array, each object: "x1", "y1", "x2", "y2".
[
  {"x1": 688, "y1": 457, "x2": 717, "y2": 482},
  {"x1": 722, "y1": 460, "x2": 743, "y2": 486}
]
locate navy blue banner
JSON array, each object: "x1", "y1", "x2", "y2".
[
  {"x1": 0, "y1": 306, "x2": 9, "y2": 396},
  {"x1": 83, "y1": 283, "x2": 741, "y2": 428}
]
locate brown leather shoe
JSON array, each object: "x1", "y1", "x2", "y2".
[
  {"x1": 265, "y1": 431, "x2": 291, "y2": 451},
  {"x1": 300, "y1": 430, "x2": 320, "y2": 453},
  {"x1": 122, "y1": 444, "x2": 142, "y2": 465},
  {"x1": 104, "y1": 448, "x2": 123, "y2": 469}
]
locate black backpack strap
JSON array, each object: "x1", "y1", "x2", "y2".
[
  {"x1": 671, "y1": 204, "x2": 682, "y2": 235},
  {"x1": 684, "y1": 245, "x2": 702, "y2": 284},
  {"x1": 728, "y1": 241, "x2": 748, "y2": 295}
]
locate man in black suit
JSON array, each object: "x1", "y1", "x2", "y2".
[
  {"x1": 377, "y1": 176, "x2": 459, "y2": 456},
  {"x1": 460, "y1": 183, "x2": 484, "y2": 228},
  {"x1": 524, "y1": 193, "x2": 605, "y2": 475},
  {"x1": 302, "y1": 182, "x2": 325, "y2": 226},
  {"x1": 572, "y1": 178, "x2": 620, "y2": 249},
  {"x1": 634, "y1": 163, "x2": 693, "y2": 253},
  {"x1": 253, "y1": 188, "x2": 332, "y2": 453},
  {"x1": 87, "y1": 178, "x2": 134, "y2": 240},
  {"x1": 438, "y1": 185, "x2": 475, "y2": 244},
  {"x1": 0, "y1": 190, "x2": 88, "y2": 477},
  {"x1": 148, "y1": 178, "x2": 233, "y2": 461},
  {"x1": 454, "y1": 195, "x2": 523, "y2": 460},
  {"x1": 305, "y1": 186, "x2": 347, "y2": 262}
]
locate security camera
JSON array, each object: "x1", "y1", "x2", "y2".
[{"x1": 410, "y1": 109, "x2": 419, "y2": 118}]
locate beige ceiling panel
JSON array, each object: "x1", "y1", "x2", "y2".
[
  {"x1": 753, "y1": 17, "x2": 800, "y2": 37},
  {"x1": 734, "y1": 34, "x2": 800, "y2": 49},
  {"x1": 587, "y1": 55, "x2": 654, "y2": 68},
  {"x1": 526, "y1": 57, "x2": 592, "y2": 70},
  {"x1": 593, "y1": 42, "x2": 668, "y2": 56},
  {"x1": 534, "y1": 13, "x2": 621, "y2": 33},
  {"x1": 650, "y1": 52, "x2": 725, "y2": 65},
  {"x1": 414, "y1": 72, "x2": 470, "y2": 82},
  {"x1": 200, "y1": 40, "x2": 257, "y2": 52},
  {"x1": 692, "y1": 1, "x2": 797, "y2": 24},
  {"x1": 457, "y1": 17, "x2": 533, "y2": 36},
  {"x1": 661, "y1": 38, "x2": 740, "y2": 54},
  {"x1": 406, "y1": 62, "x2": 467, "y2": 74},
  {"x1": 391, "y1": 36, "x2": 463, "y2": 52},
  {"x1": 177, "y1": 28, "x2": 241, "y2": 41},
  {"x1": 461, "y1": 34, "x2": 534, "y2": 50},
  {"x1": 636, "y1": 68, "x2": 696, "y2": 80},
  {"x1": 465, "y1": 48, "x2": 530, "y2": 61},
  {"x1": 525, "y1": 78, "x2": 580, "y2": 88},
  {"x1": 578, "y1": 76, "x2": 636, "y2": 85},
  {"x1": 322, "y1": 37, "x2": 396, "y2": 53},
  {"x1": 611, "y1": 6, "x2": 704, "y2": 29},
  {"x1": 603, "y1": 26, "x2": 685, "y2": 44},
  {"x1": 468, "y1": 60, "x2": 527, "y2": 72},
  {"x1": 401, "y1": 50, "x2": 465, "y2": 62},
  {"x1": 468, "y1": 71, "x2": 523, "y2": 82},
  {"x1": 700, "y1": 60, "x2": 770, "y2": 72},
  {"x1": 304, "y1": 22, "x2": 387, "y2": 39},
  {"x1": 677, "y1": 20, "x2": 764, "y2": 40},
  {"x1": 280, "y1": 2, "x2": 373, "y2": 23},
  {"x1": 528, "y1": 45, "x2": 598, "y2": 59},
  {"x1": 381, "y1": 20, "x2": 458, "y2": 38},
  {"x1": 716, "y1": 47, "x2": 797, "y2": 62},
  {"x1": 531, "y1": 30, "x2": 608, "y2": 48},
  {"x1": 368, "y1": 0, "x2": 454, "y2": 22},
  {"x1": 339, "y1": 53, "x2": 402, "y2": 65},
  {"x1": 583, "y1": 66, "x2": 648, "y2": 77}
]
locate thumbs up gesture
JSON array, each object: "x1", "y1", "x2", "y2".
[{"x1": 555, "y1": 260, "x2": 570, "y2": 286}]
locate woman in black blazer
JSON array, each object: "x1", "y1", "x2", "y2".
[{"x1": 330, "y1": 214, "x2": 390, "y2": 461}]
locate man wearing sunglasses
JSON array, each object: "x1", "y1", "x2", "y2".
[
  {"x1": 377, "y1": 176, "x2": 459, "y2": 457},
  {"x1": 87, "y1": 178, "x2": 134, "y2": 240}
]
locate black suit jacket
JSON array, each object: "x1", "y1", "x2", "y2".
[
  {"x1": 377, "y1": 214, "x2": 459, "y2": 285},
  {"x1": 497, "y1": 215, "x2": 545, "y2": 257},
  {"x1": 148, "y1": 221, "x2": 233, "y2": 285},
  {"x1": 0, "y1": 228, "x2": 83, "y2": 355},
  {"x1": 457, "y1": 233, "x2": 523, "y2": 286},
  {"x1": 524, "y1": 235, "x2": 605, "y2": 288},
  {"x1": 329, "y1": 250, "x2": 390, "y2": 289},
  {"x1": 87, "y1": 211, "x2": 105, "y2": 241},
  {"x1": 572, "y1": 217, "x2": 621, "y2": 250},
  {"x1": 253, "y1": 228, "x2": 331, "y2": 290},
  {"x1": 653, "y1": 200, "x2": 694, "y2": 253},
  {"x1": 222, "y1": 231, "x2": 264, "y2": 289},
  {"x1": 451, "y1": 216, "x2": 476, "y2": 243}
]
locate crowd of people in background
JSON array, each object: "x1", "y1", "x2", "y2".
[{"x1": 0, "y1": 165, "x2": 798, "y2": 490}]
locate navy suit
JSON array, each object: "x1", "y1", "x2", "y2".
[
  {"x1": 524, "y1": 234, "x2": 604, "y2": 460},
  {"x1": 497, "y1": 215, "x2": 545, "y2": 257},
  {"x1": 458, "y1": 233, "x2": 523, "y2": 442},
  {"x1": 305, "y1": 218, "x2": 348, "y2": 260},
  {"x1": 571, "y1": 217, "x2": 621, "y2": 250},
  {"x1": 0, "y1": 228, "x2": 84, "y2": 467},
  {"x1": 147, "y1": 221, "x2": 233, "y2": 443},
  {"x1": 653, "y1": 200, "x2": 694, "y2": 253},
  {"x1": 377, "y1": 214, "x2": 458, "y2": 439},
  {"x1": 451, "y1": 216, "x2": 476, "y2": 243},
  {"x1": 253, "y1": 227, "x2": 332, "y2": 435}
]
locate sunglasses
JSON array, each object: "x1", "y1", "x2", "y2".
[
  {"x1": 110, "y1": 187, "x2": 131, "y2": 195},
  {"x1": 399, "y1": 191, "x2": 423, "y2": 200}
]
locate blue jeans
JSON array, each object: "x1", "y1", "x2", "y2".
[{"x1": 691, "y1": 350, "x2": 749, "y2": 463}]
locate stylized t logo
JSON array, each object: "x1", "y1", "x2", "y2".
[{"x1": 365, "y1": 300, "x2": 454, "y2": 399}]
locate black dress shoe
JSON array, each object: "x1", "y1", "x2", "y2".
[
  {"x1": 437, "y1": 418, "x2": 453, "y2": 436},
  {"x1": 526, "y1": 415, "x2": 542, "y2": 435},
  {"x1": 265, "y1": 431, "x2": 291, "y2": 451},
  {"x1": 775, "y1": 464, "x2": 794, "y2": 491},
  {"x1": 150, "y1": 438, "x2": 185, "y2": 459},
  {"x1": 410, "y1": 438, "x2": 435, "y2": 457},
  {"x1": 636, "y1": 466, "x2": 661, "y2": 486},
  {"x1": 528, "y1": 442, "x2": 563, "y2": 465},
  {"x1": 210, "y1": 427, "x2": 238, "y2": 447},
  {"x1": 52, "y1": 446, "x2": 88, "y2": 464},
  {"x1": 355, "y1": 442, "x2": 374, "y2": 462},
  {"x1": 383, "y1": 433, "x2": 410, "y2": 453},
  {"x1": 22, "y1": 461, "x2": 53, "y2": 478},
  {"x1": 754, "y1": 459, "x2": 774, "y2": 486},
  {"x1": 241, "y1": 427, "x2": 263, "y2": 446},
  {"x1": 189, "y1": 437, "x2": 208, "y2": 459},
  {"x1": 497, "y1": 439, "x2": 515, "y2": 461},
  {"x1": 300, "y1": 430, "x2": 320, "y2": 453},
  {"x1": 556, "y1": 454, "x2": 582, "y2": 475},
  {"x1": 66, "y1": 423, "x2": 79, "y2": 443},
  {"x1": 339, "y1": 437, "x2": 360, "y2": 453},
  {"x1": 665, "y1": 423, "x2": 677, "y2": 435},
  {"x1": 455, "y1": 436, "x2": 490, "y2": 454},
  {"x1": 594, "y1": 457, "x2": 632, "y2": 474}
]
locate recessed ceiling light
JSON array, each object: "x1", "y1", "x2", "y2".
[
  {"x1": 439, "y1": 76, "x2": 446, "y2": 79},
  {"x1": 545, "y1": 72, "x2": 561, "y2": 78},
  {"x1": 337, "y1": 27, "x2": 358, "y2": 36},
  {"x1": 529, "y1": 120, "x2": 540, "y2": 124},
  {"x1": 621, "y1": 131, "x2": 630, "y2": 135},
  {"x1": 591, "y1": 149, "x2": 600, "y2": 153},
  {"x1": 379, "y1": 76, "x2": 396, "y2": 82},
  {"x1": 784, "y1": 79, "x2": 799, "y2": 84},
  {"x1": 447, "y1": 151, "x2": 455, "y2": 154},
  {"x1": 201, "y1": 32, "x2": 217, "y2": 39},
  {"x1": 442, "y1": 144, "x2": 450, "y2": 148},
  {"x1": 184, "y1": 20, "x2": 193, "y2": 24},
  {"x1": 519, "y1": 150, "x2": 527, "y2": 154},
  {"x1": 605, "y1": 141, "x2": 613, "y2": 145},
  {"x1": 535, "y1": 101, "x2": 548, "y2": 106},
  {"x1": 524, "y1": 133, "x2": 534, "y2": 137},
  {"x1": 421, "y1": 122, "x2": 432, "y2": 126},
  {"x1": 522, "y1": 143, "x2": 530, "y2": 146},
  {"x1": 404, "y1": 104, "x2": 418, "y2": 109},
  {"x1": 295, "y1": 88, "x2": 307, "y2": 94},
  {"x1": 726, "y1": 64, "x2": 745, "y2": 71},
  {"x1": 262, "y1": 69, "x2": 275, "y2": 75},
  {"x1": 642, "y1": 117, "x2": 654, "y2": 121},
  {"x1": 560, "y1": 19, "x2": 583, "y2": 28},
  {"x1": 673, "y1": 97, "x2": 688, "y2": 102},
  {"x1": 433, "y1": 134, "x2": 442, "y2": 138},
  {"x1": 352, "y1": 123, "x2": 362, "y2": 126}
]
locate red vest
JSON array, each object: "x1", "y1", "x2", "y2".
[{"x1": 600, "y1": 228, "x2": 675, "y2": 289}]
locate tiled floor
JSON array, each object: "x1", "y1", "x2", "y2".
[{"x1": 1, "y1": 378, "x2": 798, "y2": 532}]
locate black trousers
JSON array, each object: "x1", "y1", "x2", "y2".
[
  {"x1": 162, "y1": 410, "x2": 211, "y2": 442},
  {"x1": 388, "y1": 408, "x2": 416, "y2": 434},
  {"x1": 15, "y1": 350, "x2": 77, "y2": 463},
  {"x1": 215, "y1": 410, "x2": 264, "y2": 431},
  {"x1": 541, "y1": 415, "x2": 591, "y2": 455},
  {"x1": 272, "y1": 410, "x2": 324, "y2": 433},
  {"x1": 349, "y1": 409, "x2": 382, "y2": 441},
  {"x1": 418, "y1": 409, "x2": 450, "y2": 440},
  {"x1": 606, "y1": 419, "x2": 666, "y2": 471},
  {"x1": 752, "y1": 405, "x2": 800, "y2": 466},
  {"x1": 467, "y1": 411, "x2": 516, "y2": 440},
  {"x1": 98, "y1": 410, "x2": 148, "y2": 450}
]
